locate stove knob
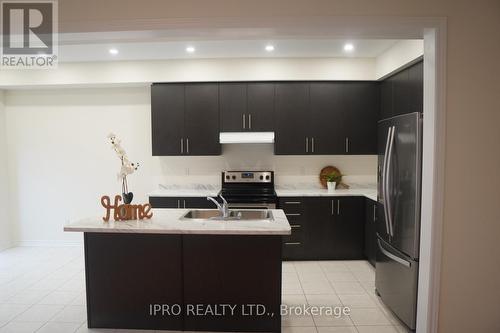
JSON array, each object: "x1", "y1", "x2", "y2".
[
  {"x1": 226, "y1": 175, "x2": 230, "y2": 180},
  {"x1": 259, "y1": 175, "x2": 264, "y2": 180},
  {"x1": 232, "y1": 175, "x2": 236, "y2": 180},
  {"x1": 265, "y1": 175, "x2": 270, "y2": 180}
]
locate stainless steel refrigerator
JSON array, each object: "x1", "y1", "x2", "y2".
[{"x1": 376, "y1": 112, "x2": 422, "y2": 331}]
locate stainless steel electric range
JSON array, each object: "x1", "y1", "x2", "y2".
[{"x1": 219, "y1": 171, "x2": 277, "y2": 209}]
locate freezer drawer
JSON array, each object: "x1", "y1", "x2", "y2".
[{"x1": 375, "y1": 237, "x2": 418, "y2": 330}]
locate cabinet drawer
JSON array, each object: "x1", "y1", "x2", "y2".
[
  {"x1": 149, "y1": 197, "x2": 213, "y2": 209},
  {"x1": 279, "y1": 198, "x2": 305, "y2": 214},
  {"x1": 282, "y1": 240, "x2": 305, "y2": 260},
  {"x1": 282, "y1": 238, "x2": 304, "y2": 247},
  {"x1": 149, "y1": 197, "x2": 180, "y2": 208},
  {"x1": 283, "y1": 226, "x2": 303, "y2": 243},
  {"x1": 283, "y1": 214, "x2": 304, "y2": 227}
]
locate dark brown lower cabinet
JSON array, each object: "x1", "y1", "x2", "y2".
[
  {"x1": 84, "y1": 233, "x2": 184, "y2": 330},
  {"x1": 183, "y1": 235, "x2": 282, "y2": 332},
  {"x1": 84, "y1": 233, "x2": 282, "y2": 332},
  {"x1": 364, "y1": 199, "x2": 378, "y2": 267},
  {"x1": 149, "y1": 196, "x2": 216, "y2": 209},
  {"x1": 279, "y1": 196, "x2": 365, "y2": 260},
  {"x1": 306, "y1": 197, "x2": 338, "y2": 259},
  {"x1": 280, "y1": 198, "x2": 308, "y2": 260}
]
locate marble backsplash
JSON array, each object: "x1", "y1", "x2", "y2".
[{"x1": 156, "y1": 174, "x2": 377, "y2": 191}]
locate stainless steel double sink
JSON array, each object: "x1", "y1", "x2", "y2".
[{"x1": 181, "y1": 209, "x2": 273, "y2": 221}]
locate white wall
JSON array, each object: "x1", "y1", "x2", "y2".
[
  {"x1": 4, "y1": 87, "x2": 376, "y2": 245},
  {"x1": 375, "y1": 40, "x2": 424, "y2": 79},
  {"x1": 0, "y1": 52, "x2": 425, "y2": 89},
  {"x1": 52, "y1": 2, "x2": 500, "y2": 332},
  {"x1": 0, "y1": 57, "x2": 376, "y2": 88},
  {"x1": 0, "y1": 91, "x2": 11, "y2": 250}
]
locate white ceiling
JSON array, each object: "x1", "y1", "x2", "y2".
[{"x1": 57, "y1": 38, "x2": 401, "y2": 62}]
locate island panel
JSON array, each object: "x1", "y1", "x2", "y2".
[
  {"x1": 84, "y1": 233, "x2": 183, "y2": 330},
  {"x1": 83, "y1": 232, "x2": 283, "y2": 332},
  {"x1": 183, "y1": 235, "x2": 282, "y2": 332}
]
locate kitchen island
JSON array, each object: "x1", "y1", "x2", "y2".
[{"x1": 64, "y1": 209, "x2": 291, "y2": 332}]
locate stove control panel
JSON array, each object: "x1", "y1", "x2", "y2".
[{"x1": 223, "y1": 171, "x2": 273, "y2": 183}]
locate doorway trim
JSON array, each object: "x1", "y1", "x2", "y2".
[
  {"x1": 53, "y1": 15, "x2": 450, "y2": 333},
  {"x1": 84, "y1": 13, "x2": 447, "y2": 333},
  {"x1": 417, "y1": 22, "x2": 447, "y2": 333}
]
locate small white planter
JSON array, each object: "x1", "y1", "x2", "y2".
[{"x1": 327, "y1": 182, "x2": 337, "y2": 191}]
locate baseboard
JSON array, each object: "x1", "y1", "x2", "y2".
[
  {"x1": 0, "y1": 241, "x2": 13, "y2": 251},
  {"x1": 15, "y1": 240, "x2": 83, "y2": 247}
]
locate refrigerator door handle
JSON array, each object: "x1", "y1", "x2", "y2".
[
  {"x1": 382, "y1": 127, "x2": 392, "y2": 235},
  {"x1": 378, "y1": 239, "x2": 411, "y2": 268},
  {"x1": 386, "y1": 126, "x2": 396, "y2": 237}
]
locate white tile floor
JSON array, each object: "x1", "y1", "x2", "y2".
[{"x1": 0, "y1": 247, "x2": 410, "y2": 333}]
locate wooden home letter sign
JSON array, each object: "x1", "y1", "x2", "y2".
[{"x1": 101, "y1": 195, "x2": 153, "y2": 222}]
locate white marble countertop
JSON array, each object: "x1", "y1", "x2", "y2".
[
  {"x1": 275, "y1": 188, "x2": 378, "y2": 202},
  {"x1": 147, "y1": 184, "x2": 377, "y2": 201},
  {"x1": 64, "y1": 209, "x2": 291, "y2": 235},
  {"x1": 148, "y1": 188, "x2": 220, "y2": 197}
]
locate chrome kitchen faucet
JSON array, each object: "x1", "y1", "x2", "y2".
[{"x1": 207, "y1": 194, "x2": 229, "y2": 218}]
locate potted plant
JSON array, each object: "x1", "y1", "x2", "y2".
[{"x1": 323, "y1": 171, "x2": 342, "y2": 191}]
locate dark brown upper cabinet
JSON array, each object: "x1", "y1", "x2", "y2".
[
  {"x1": 219, "y1": 83, "x2": 246, "y2": 132},
  {"x1": 341, "y1": 82, "x2": 380, "y2": 154},
  {"x1": 219, "y1": 82, "x2": 274, "y2": 132},
  {"x1": 274, "y1": 83, "x2": 310, "y2": 154},
  {"x1": 308, "y1": 82, "x2": 345, "y2": 154},
  {"x1": 247, "y1": 83, "x2": 275, "y2": 131},
  {"x1": 408, "y1": 61, "x2": 424, "y2": 113},
  {"x1": 152, "y1": 80, "x2": 382, "y2": 156},
  {"x1": 151, "y1": 84, "x2": 185, "y2": 156},
  {"x1": 151, "y1": 83, "x2": 220, "y2": 156},
  {"x1": 184, "y1": 83, "x2": 220, "y2": 155},
  {"x1": 380, "y1": 60, "x2": 423, "y2": 120},
  {"x1": 275, "y1": 82, "x2": 379, "y2": 155}
]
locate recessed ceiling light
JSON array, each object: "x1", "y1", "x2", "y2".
[
  {"x1": 109, "y1": 48, "x2": 119, "y2": 55},
  {"x1": 265, "y1": 45, "x2": 275, "y2": 52},
  {"x1": 343, "y1": 43, "x2": 354, "y2": 52},
  {"x1": 186, "y1": 46, "x2": 195, "y2": 53}
]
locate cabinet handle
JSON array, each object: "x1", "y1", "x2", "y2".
[
  {"x1": 305, "y1": 137, "x2": 309, "y2": 153},
  {"x1": 186, "y1": 138, "x2": 189, "y2": 154},
  {"x1": 243, "y1": 114, "x2": 246, "y2": 129},
  {"x1": 285, "y1": 201, "x2": 302, "y2": 205},
  {"x1": 311, "y1": 137, "x2": 315, "y2": 153},
  {"x1": 248, "y1": 114, "x2": 252, "y2": 129},
  {"x1": 337, "y1": 200, "x2": 340, "y2": 215},
  {"x1": 331, "y1": 200, "x2": 334, "y2": 216},
  {"x1": 177, "y1": 200, "x2": 180, "y2": 208},
  {"x1": 373, "y1": 205, "x2": 377, "y2": 222},
  {"x1": 183, "y1": 200, "x2": 186, "y2": 209},
  {"x1": 345, "y1": 137, "x2": 350, "y2": 153},
  {"x1": 285, "y1": 242, "x2": 301, "y2": 246},
  {"x1": 291, "y1": 225, "x2": 301, "y2": 228},
  {"x1": 286, "y1": 213, "x2": 301, "y2": 216},
  {"x1": 180, "y1": 139, "x2": 184, "y2": 154}
]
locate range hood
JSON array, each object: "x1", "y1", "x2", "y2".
[{"x1": 219, "y1": 132, "x2": 275, "y2": 144}]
